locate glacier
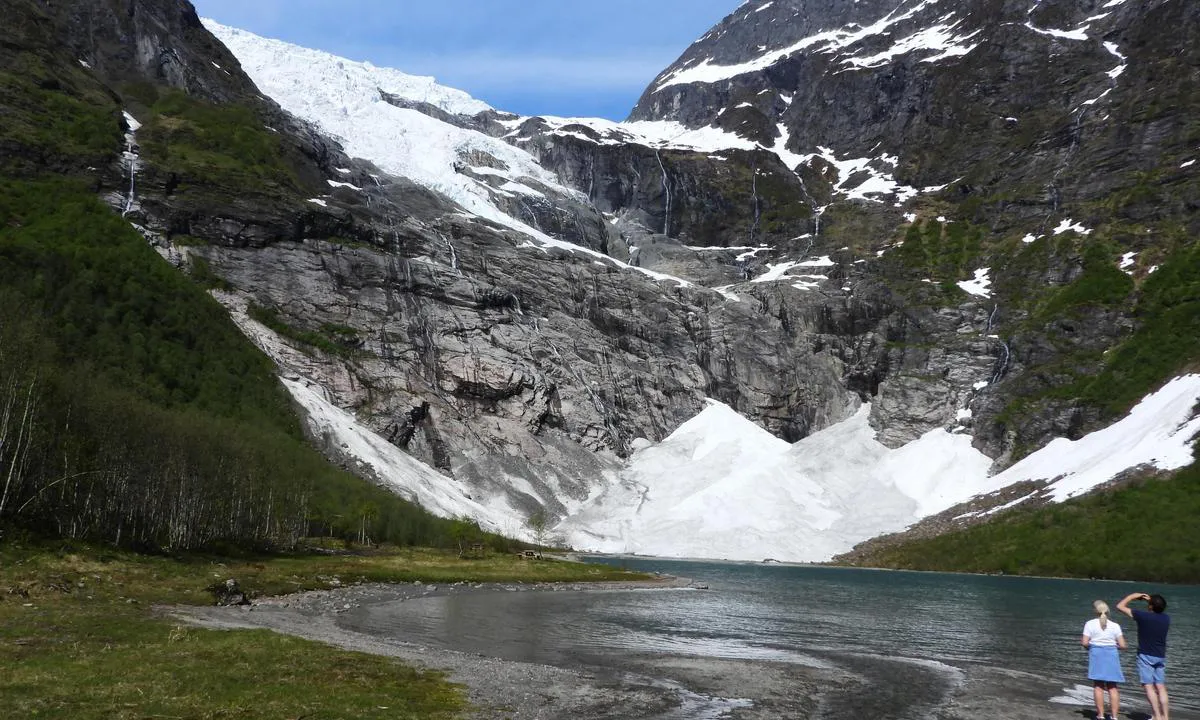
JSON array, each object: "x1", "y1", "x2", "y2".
[{"x1": 203, "y1": 19, "x2": 942, "y2": 246}]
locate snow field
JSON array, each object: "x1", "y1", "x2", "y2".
[
  {"x1": 559, "y1": 375, "x2": 1200, "y2": 562},
  {"x1": 654, "y1": 0, "x2": 979, "y2": 90}
]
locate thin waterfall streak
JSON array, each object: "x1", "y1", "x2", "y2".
[
  {"x1": 655, "y1": 149, "x2": 671, "y2": 237},
  {"x1": 991, "y1": 340, "x2": 1011, "y2": 384}
]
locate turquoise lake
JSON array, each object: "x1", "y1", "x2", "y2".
[{"x1": 341, "y1": 558, "x2": 1198, "y2": 717}]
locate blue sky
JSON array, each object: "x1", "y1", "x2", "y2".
[{"x1": 191, "y1": 0, "x2": 737, "y2": 119}]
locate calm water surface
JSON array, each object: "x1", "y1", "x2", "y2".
[{"x1": 341, "y1": 558, "x2": 1199, "y2": 713}]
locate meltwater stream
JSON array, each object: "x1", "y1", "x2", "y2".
[{"x1": 338, "y1": 559, "x2": 1199, "y2": 719}]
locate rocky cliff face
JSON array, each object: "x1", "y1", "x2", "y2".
[
  {"x1": 625, "y1": 0, "x2": 1200, "y2": 456},
  {"x1": 13, "y1": 0, "x2": 1199, "y2": 549}
]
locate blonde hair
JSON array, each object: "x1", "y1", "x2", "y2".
[{"x1": 1094, "y1": 600, "x2": 1110, "y2": 630}]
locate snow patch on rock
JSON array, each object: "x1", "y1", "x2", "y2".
[
  {"x1": 654, "y1": 0, "x2": 973, "y2": 90},
  {"x1": 283, "y1": 378, "x2": 528, "y2": 536},
  {"x1": 957, "y1": 268, "x2": 992, "y2": 298}
]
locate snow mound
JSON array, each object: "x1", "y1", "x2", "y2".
[
  {"x1": 559, "y1": 376, "x2": 1200, "y2": 562},
  {"x1": 557, "y1": 402, "x2": 992, "y2": 562}
]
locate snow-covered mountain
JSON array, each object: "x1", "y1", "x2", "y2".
[
  {"x1": 10, "y1": 0, "x2": 1200, "y2": 571},
  {"x1": 204, "y1": 19, "x2": 950, "y2": 276},
  {"x1": 187, "y1": 7, "x2": 1200, "y2": 561},
  {"x1": 106, "y1": 1, "x2": 1200, "y2": 562}
]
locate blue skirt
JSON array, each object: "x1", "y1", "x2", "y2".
[{"x1": 1088, "y1": 646, "x2": 1125, "y2": 683}]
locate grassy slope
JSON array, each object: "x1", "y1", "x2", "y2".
[
  {"x1": 844, "y1": 457, "x2": 1200, "y2": 583},
  {"x1": 0, "y1": 2, "x2": 493, "y2": 551},
  {"x1": 0, "y1": 541, "x2": 649, "y2": 719},
  {"x1": 0, "y1": 178, "x2": 484, "y2": 550},
  {"x1": 0, "y1": 6, "x2": 570, "y2": 716}
]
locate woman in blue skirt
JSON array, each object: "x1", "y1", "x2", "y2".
[{"x1": 1082, "y1": 599, "x2": 1127, "y2": 720}]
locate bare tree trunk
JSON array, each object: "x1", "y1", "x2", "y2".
[{"x1": 0, "y1": 375, "x2": 38, "y2": 519}]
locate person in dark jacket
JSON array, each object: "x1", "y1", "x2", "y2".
[{"x1": 1118, "y1": 592, "x2": 1171, "y2": 720}]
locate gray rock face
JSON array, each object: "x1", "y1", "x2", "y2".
[
  {"x1": 631, "y1": 0, "x2": 1199, "y2": 250},
  {"x1": 190, "y1": 201, "x2": 882, "y2": 514},
  {"x1": 54, "y1": 0, "x2": 257, "y2": 104},
  {"x1": 493, "y1": 119, "x2": 814, "y2": 251}
]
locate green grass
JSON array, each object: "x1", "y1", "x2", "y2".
[
  {"x1": 0, "y1": 59, "x2": 121, "y2": 175},
  {"x1": 1011, "y1": 238, "x2": 1200, "y2": 418},
  {"x1": 1034, "y1": 241, "x2": 1134, "y2": 321},
  {"x1": 843, "y1": 458, "x2": 1200, "y2": 583},
  {"x1": 889, "y1": 218, "x2": 984, "y2": 286},
  {"x1": 0, "y1": 179, "x2": 296, "y2": 425},
  {"x1": 139, "y1": 88, "x2": 305, "y2": 198},
  {"x1": 1069, "y1": 240, "x2": 1200, "y2": 414},
  {"x1": 247, "y1": 302, "x2": 364, "y2": 359},
  {"x1": 0, "y1": 542, "x2": 650, "y2": 719}
]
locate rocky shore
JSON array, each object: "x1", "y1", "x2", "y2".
[{"x1": 171, "y1": 577, "x2": 723, "y2": 720}]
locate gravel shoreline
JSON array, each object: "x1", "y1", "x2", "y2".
[
  {"x1": 170, "y1": 577, "x2": 729, "y2": 720},
  {"x1": 168, "y1": 580, "x2": 1194, "y2": 720}
]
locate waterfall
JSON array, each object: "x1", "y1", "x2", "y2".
[
  {"x1": 750, "y1": 165, "x2": 761, "y2": 245},
  {"x1": 120, "y1": 112, "x2": 142, "y2": 217},
  {"x1": 654, "y1": 148, "x2": 672, "y2": 237},
  {"x1": 370, "y1": 175, "x2": 403, "y2": 253},
  {"x1": 794, "y1": 173, "x2": 824, "y2": 238},
  {"x1": 991, "y1": 339, "x2": 1012, "y2": 384}
]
